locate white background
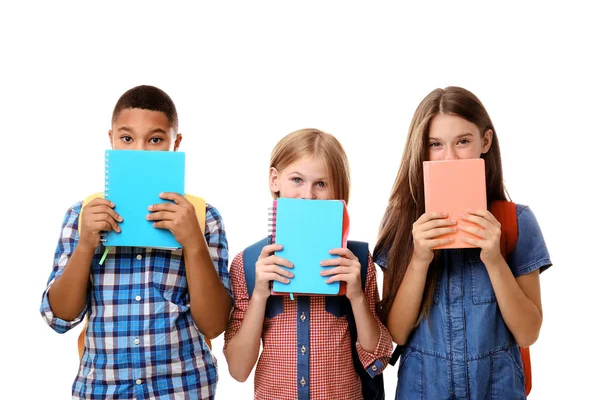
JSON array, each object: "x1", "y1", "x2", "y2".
[{"x1": 1, "y1": 1, "x2": 597, "y2": 399}]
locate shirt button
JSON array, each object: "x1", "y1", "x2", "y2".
[
  {"x1": 136, "y1": 379, "x2": 142, "y2": 385},
  {"x1": 300, "y1": 377, "x2": 306, "y2": 387},
  {"x1": 371, "y1": 365, "x2": 378, "y2": 371},
  {"x1": 135, "y1": 295, "x2": 141, "y2": 302},
  {"x1": 134, "y1": 338, "x2": 140, "y2": 345},
  {"x1": 136, "y1": 254, "x2": 142, "y2": 260},
  {"x1": 301, "y1": 345, "x2": 306, "y2": 355},
  {"x1": 300, "y1": 313, "x2": 306, "y2": 322}
]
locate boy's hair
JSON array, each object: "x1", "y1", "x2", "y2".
[
  {"x1": 270, "y1": 128, "x2": 351, "y2": 203},
  {"x1": 375, "y1": 86, "x2": 507, "y2": 324},
  {"x1": 112, "y1": 85, "x2": 179, "y2": 133}
]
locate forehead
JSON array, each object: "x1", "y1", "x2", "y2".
[
  {"x1": 113, "y1": 108, "x2": 172, "y2": 131},
  {"x1": 429, "y1": 113, "x2": 479, "y2": 138},
  {"x1": 284, "y1": 155, "x2": 329, "y2": 177}
]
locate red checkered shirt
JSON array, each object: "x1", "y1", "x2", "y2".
[{"x1": 224, "y1": 250, "x2": 392, "y2": 400}]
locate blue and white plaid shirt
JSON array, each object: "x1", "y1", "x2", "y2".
[{"x1": 41, "y1": 200, "x2": 231, "y2": 399}]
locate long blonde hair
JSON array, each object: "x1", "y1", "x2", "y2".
[
  {"x1": 374, "y1": 87, "x2": 507, "y2": 324},
  {"x1": 270, "y1": 128, "x2": 351, "y2": 203}
]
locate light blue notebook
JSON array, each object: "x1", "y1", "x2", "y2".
[
  {"x1": 103, "y1": 150, "x2": 185, "y2": 248},
  {"x1": 272, "y1": 198, "x2": 345, "y2": 296}
]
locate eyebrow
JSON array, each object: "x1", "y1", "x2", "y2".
[
  {"x1": 116, "y1": 127, "x2": 169, "y2": 135},
  {"x1": 289, "y1": 171, "x2": 329, "y2": 181},
  {"x1": 428, "y1": 132, "x2": 475, "y2": 141}
]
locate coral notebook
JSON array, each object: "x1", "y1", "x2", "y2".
[
  {"x1": 423, "y1": 158, "x2": 487, "y2": 249},
  {"x1": 269, "y1": 198, "x2": 350, "y2": 296},
  {"x1": 103, "y1": 150, "x2": 185, "y2": 249}
]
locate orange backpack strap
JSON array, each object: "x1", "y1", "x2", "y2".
[
  {"x1": 490, "y1": 200, "x2": 531, "y2": 396},
  {"x1": 77, "y1": 193, "x2": 210, "y2": 359}
]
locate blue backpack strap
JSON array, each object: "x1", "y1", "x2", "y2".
[
  {"x1": 346, "y1": 241, "x2": 369, "y2": 291},
  {"x1": 345, "y1": 240, "x2": 385, "y2": 399},
  {"x1": 243, "y1": 237, "x2": 271, "y2": 299}
]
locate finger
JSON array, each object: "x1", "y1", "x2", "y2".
[
  {"x1": 320, "y1": 257, "x2": 353, "y2": 267},
  {"x1": 429, "y1": 238, "x2": 454, "y2": 247},
  {"x1": 148, "y1": 202, "x2": 180, "y2": 213},
  {"x1": 146, "y1": 211, "x2": 176, "y2": 221},
  {"x1": 151, "y1": 221, "x2": 171, "y2": 230},
  {"x1": 95, "y1": 216, "x2": 119, "y2": 233},
  {"x1": 328, "y1": 247, "x2": 358, "y2": 260},
  {"x1": 461, "y1": 237, "x2": 483, "y2": 247},
  {"x1": 260, "y1": 272, "x2": 291, "y2": 284},
  {"x1": 260, "y1": 265, "x2": 294, "y2": 278},
  {"x1": 88, "y1": 198, "x2": 115, "y2": 208},
  {"x1": 159, "y1": 192, "x2": 186, "y2": 204},
  {"x1": 466, "y1": 209, "x2": 499, "y2": 226},
  {"x1": 419, "y1": 226, "x2": 457, "y2": 240},
  {"x1": 419, "y1": 217, "x2": 457, "y2": 232},
  {"x1": 457, "y1": 224, "x2": 489, "y2": 239},
  {"x1": 320, "y1": 266, "x2": 352, "y2": 277},
  {"x1": 259, "y1": 244, "x2": 283, "y2": 259},
  {"x1": 88, "y1": 204, "x2": 123, "y2": 222},
  {"x1": 416, "y1": 212, "x2": 449, "y2": 225},
  {"x1": 459, "y1": 213, "x2": 494, "y2": 230},
  {"x1": 325, "y1": 273, "x2": 361, "y2": 285},
  {"x1": 264, "y1": 255, "x2": 294, "y2": 269}
]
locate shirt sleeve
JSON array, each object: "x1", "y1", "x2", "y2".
[
  {"x1": 205, "y1": 204, "x2": 232, "y2": 298},
  {"x1": 355, "y1": 253, "x2": 393, "y2": 377},
  {"x1": 510, "y1": 205, "x2": 552, "y2": 277},
  {"x1": 40, "y1": 202, "x2": 88, "y2": 333},
  {"x1": 223, "y1": 252, "x2": 248, "y2": 352}
]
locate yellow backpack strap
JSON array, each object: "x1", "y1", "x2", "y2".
[
  {"x1": 184, "y1": 194, "x2": 207, "y2": 234},
  {"x1": 78, "y1": 192, "x2": 104, "y2": 234},
  {"x1": 78, "y1": 193, "x2": 210, "y2": 358}
]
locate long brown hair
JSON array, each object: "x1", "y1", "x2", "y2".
[
  {"x1": 374, "y1": 86, "x2": 507, "y2": 324},
  {"x1": 270, "y1": 128, "x2": 351, "y2": 204}
]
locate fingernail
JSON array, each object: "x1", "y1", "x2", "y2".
[
  {"x1": 148, "y1": 205, "x2": 153, "y2": 210},
  {"x1": 442, "y1": 212, "x2": 448, "y2": 217},
  {"x1": 449, "y1": 220, "x2": 456, "y2": 224}
]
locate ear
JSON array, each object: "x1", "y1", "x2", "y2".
[
  {"x1": 481, "y1": 129, "x2": 493, "y2": 154},
  {"x1": 173, "y1": 133, "x2": 183, "y2": 151},
  {"x1": 108, "y1": 129, "x2": 115, "y2": 149},
  {"x1": 269, "y1": 167, "x2": 280, "y2": 194}
]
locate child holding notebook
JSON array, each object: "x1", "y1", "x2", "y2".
[
  {"x1": 224, "y1": 128, "x2": 392, "y2": 399},
  {"x1": 373, "y1": 86, "x2": 552, "y2": 399},
  {"x1": 40, "y1": 85, "x2": 232, "y2": 399}
]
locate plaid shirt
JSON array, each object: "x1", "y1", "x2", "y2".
[
  {"x1": 41, "y1": 201, "x2": 230, "y2": 400},
  {"x1": 224, "y1": 250, "x2": 392, "y2": 400}
]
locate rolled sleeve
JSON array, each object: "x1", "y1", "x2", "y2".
[
  {"x1": 223, "y1": 253, "x2": 248, "y2": 352},
  {"x1": 205, "y1": 204, "x2": 232, "y2": 298},
  {"x1": 510, "y1": 205, "x2": 552, "y2": 277},
  {"x1": 40, "y1": 202, "x2": 88, "y2": 333},
  {"x1": 355, "y1": 254, "x2": 393, "y2": 375}
]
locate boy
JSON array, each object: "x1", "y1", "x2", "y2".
[{"x1": 40, "y1": 85, "x2": 232, "y2": 399}]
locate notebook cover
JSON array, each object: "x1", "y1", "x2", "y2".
[
  {"x1": 423, "y1": 158, "x2": 487, "y2": 249},
  {"x1": 103, "y1": 150, "x2": 185, "y2": 248},
  {"x1": 271, "y1": 198, "x2": 347, "y2": 296}
]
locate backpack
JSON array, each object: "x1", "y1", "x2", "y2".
[
  {"x1": 243, "y1": 238, "x2": 385, "y2": 400},
  {"x1": 76, "y1": 192, "x2": 209, "y2": 359},
  {"x1": 389, "y1": 200, "x2": 532, "y2": 396}
]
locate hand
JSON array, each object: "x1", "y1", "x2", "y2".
[
  {"x1": 253, "y1": 244, "x2": 294, "y2": 300},
  {"x1": 458, "y1": 209, "x2": 503, "y2": 265},
  {"x1": 79, "y1": 198, "x2": 122, "y2": 249},
  {"x1": 320, "y1": 248, "x2": 363, "y2": 302},
  {"x1": 146, "y1": 192, "x2": 202, "y2": 250},
  {"x1": 412, "y1": 212, "x2": 457, "y2": 265}
]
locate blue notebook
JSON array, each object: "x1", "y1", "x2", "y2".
[
  {"x1": 271, "y1": 198, "x2": 348, "y2": 296},
  {"x1": 103, "y1": 150, "x2": 185, "y2": 248}
]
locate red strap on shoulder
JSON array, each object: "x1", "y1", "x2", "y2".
[
  {"x1": 490, "y1": 200, "x2": 531, "y2": 396},
  {"x1": 490, "y1": 200, "x2": 518, "y2": 259}
]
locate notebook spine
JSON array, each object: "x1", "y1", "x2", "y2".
[
  {"x1": 267, "y1": 200, "x2": 277, "y2": 245},
  {"x1": 101, "y1": 151, "x2": 110, "y2": 243}
]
